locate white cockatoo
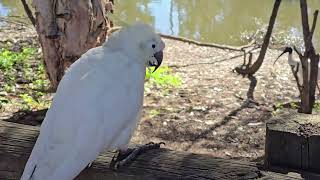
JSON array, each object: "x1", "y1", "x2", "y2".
[{"x1": 20, "y1": 23, "x2": 165, "y2": 180}]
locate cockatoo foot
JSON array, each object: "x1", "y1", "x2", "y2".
[{"x1": 109, "y1": 142, "x2": 165, "y2": 170}]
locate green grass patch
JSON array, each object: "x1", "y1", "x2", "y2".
[
  {"x1": 272, "y1": 101, "x2": 320, "y2": 116},
  {"x1": 145, "y1": 66, "x2": 182, "y2": 88},
  {"x1": 0, "y1": 46, "x2": 51, "y2": 111},
  {"x1": 149, "y1": 109, "x2": 160, "y2": 118},
  {"x1": 314, "y1": 102, "x2": 320, "y2": 111},
  {"x1": 0, "y1": 47, "x2": 37, "y2": 86},
  {"x1": 0, "y1": 47, "x2": 49, "y2": 91},
  {"x1": 19, "y1": 92, "x2": 50, "y2": 110},
  {"x1": 0, "y1": 47, "x2": 36, "y2": 70},
  {"x1": 0, "y1": 47, "x2": 182, "y2": 112}
]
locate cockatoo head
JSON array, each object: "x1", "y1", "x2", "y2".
[{"x1": 105, "y1": 23, "x2": 165, "y2": 72}]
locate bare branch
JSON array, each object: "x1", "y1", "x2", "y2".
[
  {"x1": 248, "y1": 53, "x2": 253, "y2": 64},
  {"x1": 243, "y1": 51, "x2": 247, "y2": 66},
  {"x1": 300, "y1": 0, "x2": 311, "y2": 49},
  {"x1": 298, "y1": 0, "x2": 319, "y2": 114},
  {"x1": 310, "y1": 10, "x2": 319, "y2": 40},
  {"x1": 291, "y1": 64, "x2": 303, "y2": 95},
  {"x1": 235, "y1": 0, "x2": 281, "y2": 75},
  {"x1": 20, "y1": 0, "x2": 35, "y2": 26},
  {"x1": 309, "y1": 54, "x2": 319, "y2": 108},
  {"x1": 293, "y1": 46, "x2": 303, "y2": 58}
]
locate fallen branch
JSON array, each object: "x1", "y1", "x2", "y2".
[
  {"x1": 108, "y1": 26, "x2": 256, "y2": 52},
  {"x1": 159, "y1": 34, "x2": 255, "y2": 52},
  {"x1": 170, "y1": 47, "x2": 260, "y2": 68}
]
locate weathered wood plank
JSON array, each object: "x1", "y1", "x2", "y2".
[{"x1": 0, "y1": 120, "x2": 312, "y2": 179}]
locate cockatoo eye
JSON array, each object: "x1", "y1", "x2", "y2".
[{"x1": 152, "y1": 44, "x2": 156, "y2": 49}]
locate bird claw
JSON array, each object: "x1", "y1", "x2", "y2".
[
  {"x1": 144, "y1": 141, "x2": 165, "y2": 149},
  {"x1": 109, "y1": 155, "x2": 121, "y2": 170},
  {"x1": 109, "y1": 142, "x2": 165, "y2": 170},
  {"x1": 87, "y1": 162, "x2": 93, "y2": 168}
]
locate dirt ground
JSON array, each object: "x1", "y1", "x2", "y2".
[
  {"x1": 136, "y1": 38, "x2": 304, "y2": 162},
  {"x1": 0, "y1": 23, "x2": 309, "y2": 162}
]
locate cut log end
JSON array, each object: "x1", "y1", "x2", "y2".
[{"x1": 265, "y1": 110, "x2": 320, "y2": 173}]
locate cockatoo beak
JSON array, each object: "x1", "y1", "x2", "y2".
[
  {"x1": 151, "y1": 51, "x2": 163, "y2": 72},
  {"x1": 149, "y1": 40, "x2": 165, "y2": 72}
]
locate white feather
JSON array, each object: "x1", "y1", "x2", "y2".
[{"x1": 20, "y1": 23, "x2": 164, "y2": 180}]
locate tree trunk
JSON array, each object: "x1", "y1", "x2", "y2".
[
  {"x1": 235, "y1": 0, "x2": 281, "y2": 75},
  {"x1": 299, "y1": 0, "x2": 319, "y2": 114},
  {"x1": 31, "y1": 0, "x2": 113, "y2": 91}
]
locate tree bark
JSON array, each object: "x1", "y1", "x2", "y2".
[
  {"x1": 299, "y1": 0, "x2": 319, "y2": 114},
  {"x1": 306, "y1": 9, "x2": 319, "y2": 113},
  {"x1": 235, "y1": 0, "x2": 281, "y2": 75},
  {"x1": 31, "y1": 0, "x2": 113, "y2": 91}
]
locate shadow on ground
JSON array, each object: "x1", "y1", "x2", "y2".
[
  {"x1": 2, "y1": 109, "x2": 47, "y2": 126},
  {"x1": 149, "y1": 74, "x2": 272, "y2": 154}
]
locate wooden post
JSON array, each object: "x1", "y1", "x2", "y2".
[{"x1": 265, "y1": 111, "x2": 320, "y2": 172}]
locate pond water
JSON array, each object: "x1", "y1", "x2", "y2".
[{"x1": 1, "y1": 0, "x2": 320, "y2": 48}]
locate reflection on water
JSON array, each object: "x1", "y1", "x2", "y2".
[
  {"x1": 0, "y1": 3, "x2": 9, "y2": 17},
  {"x1": 1, "y1": 0, "x2": 320, "y2": 48},
  {"x1": 115, "y1": 0, "x2": 320, "y2": 48},
  {"x1": 0, "y1": 0, "x2": 29, "y2": 17}
]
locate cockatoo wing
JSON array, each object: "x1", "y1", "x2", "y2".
[{"x1": 21, "y1": 46, "x2": 146, "y2": 180}]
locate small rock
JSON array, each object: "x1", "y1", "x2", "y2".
[
  {"x1": 205, "y1": 120, "x2": 215, "y2": 125},
  {"x1": 237, "y1": 126, "x2": 244, "y2": 131},
  {"x1": 248, "y1": 122, "x2": 263, "y2": 126},
  {"x1": 213, "y1": 87, "x2": 222, "y2": 92}
]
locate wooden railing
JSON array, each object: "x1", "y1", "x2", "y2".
[{"x1": 0, "y1": 120, "x2": 316, "y2": 180}]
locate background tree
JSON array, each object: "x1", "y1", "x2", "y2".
[
  {"x1": 294, "y1": 0, "x2": 319, "y2": 113},
  {"x1": 234, "y1": 0, "x2": 281, "y2": 75},
  {"x1": 21, "y1": 0, "x2": 114, "y2": 91},
  {"x1": 235, "y1": 0, "x2": 319, "y2": 114},
  {"x1": 116, "y1": 0, "x2": 154, "y2": 24}
]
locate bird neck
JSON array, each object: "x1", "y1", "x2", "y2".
[{"x1": 288, "y1": 53, "x2": 295, "y2": 65}]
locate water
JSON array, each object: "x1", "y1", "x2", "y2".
[{"x1": 1, "y1": 0, "x2": 320, "y2": 48}]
